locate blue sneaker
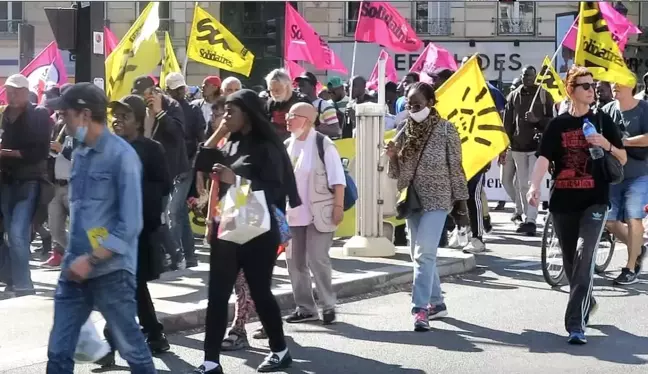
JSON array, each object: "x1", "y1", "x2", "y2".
[
  {"x1": 567, "y1": 331, "x2": 587, "y2": 345},
  {"x1": 428, "y1": 303, "x2": 448, "y2": 320}
]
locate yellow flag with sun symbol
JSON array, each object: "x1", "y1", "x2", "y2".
[
  {"x1": 536, "y1": 56, "x2": 567, "y2": 103},
  {"x1": 435, "y1": 54, "x2": 510, "y2": 180}
]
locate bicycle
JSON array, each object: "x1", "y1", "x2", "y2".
[{"x1": 540, "y1": 212, "x2": 616, "y2": 287}]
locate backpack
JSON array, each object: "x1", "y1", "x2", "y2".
[{"x1": 284, "y1": 132, "x2": 358, "y2": 211}]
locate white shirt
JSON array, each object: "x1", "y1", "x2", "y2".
[
  {"x1": 54, "y1": 137, "x2": 74, "y2": 180},
  {"x1": 201, "y1": 100, "x2": 212, "y2": 124},
  {"x1": 286, "y1": 129, "x2": 346, "y2": 227}
]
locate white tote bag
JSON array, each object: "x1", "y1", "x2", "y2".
[
  {"x1": 218, "y1": 176, "x2": 271, "y2": 244},
  {"x1": 74, "y1": 318, "x2": 111, "y2": 363}
]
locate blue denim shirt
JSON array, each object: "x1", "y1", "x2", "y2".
[{"x1": 62, "y1": 128, "x2": 144, "y2": 279}]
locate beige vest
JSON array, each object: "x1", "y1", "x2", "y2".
[{"x1": 309, "y1": 137, "x2": 337, "y2": 233}]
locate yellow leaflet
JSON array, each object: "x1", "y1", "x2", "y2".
[
  {"x1": 186, "y1": 6, "x2": 255, "y2": 77},
  {"x1": 160, "y1": 31, "x2": 182, "y2": 90},
  {"x1": 435, "y1": 55, "x2": 509, "y2": 180},
  {"x1": 87, "y1": 227, "x2": 108, "y2": 250},
  {"x1": 536, "y1": 56, "x2": 567, "y2": 102},
  {"x1": 575, "y1": 2, "x2": 636, "y2": 87}
]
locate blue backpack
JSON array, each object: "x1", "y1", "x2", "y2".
[{"x1": 314, "y1": 132, "x2": 358, "y2": 211}]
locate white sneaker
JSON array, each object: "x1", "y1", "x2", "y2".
[
  {"x1": 463, "y1": 238, "x2": 486, "y2": 253},
  {"x1": 448, "y1": 230, "x2": 464, "y2": 249}
]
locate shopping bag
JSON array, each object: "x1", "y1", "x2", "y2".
[
  {"x1": 218, "y1": 176, "x2": 270, "y2": 244},
  {"x1": 74, "y1": 318, "x2": 111, "y2": 363}
]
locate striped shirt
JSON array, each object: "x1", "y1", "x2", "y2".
[{"x1": 312, "y1": 98, "x2": 339, "y2": 127}]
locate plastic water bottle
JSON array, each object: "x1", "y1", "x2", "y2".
[
  {"x1": 582, "y1": 118, "x2": 604, "y2": 160},
  {"x1": 456, "y1": 226, "x2": 469, "y2": 247}
]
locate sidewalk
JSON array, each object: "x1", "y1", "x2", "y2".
[{"x1": 0, "y1": 240, "x2": 475, "y2": 371}]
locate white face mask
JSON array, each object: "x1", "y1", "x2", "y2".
[
  {"x1": 409, "y1": 107, "x2": 431, "y2": 123},
  {"x1": 290, "y1": 127, "x2": 305, "y2": 139}
]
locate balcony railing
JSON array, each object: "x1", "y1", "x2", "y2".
[
  {"x1": 412, "y1": 17, "x2": 453, "y2": 36},
  {"x1": 0, "y1": 19, "x2": 21, "y2": 34},
  {"x1": 495, "y1": 17, "x2": 536, "y2": 36}
]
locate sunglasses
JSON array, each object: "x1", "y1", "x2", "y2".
[{"x1": 573, "y1": 82, "x2": 594, "y2": 91}]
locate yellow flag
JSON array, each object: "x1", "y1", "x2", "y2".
[
  {"x1": 160, "y1": 31, "x2": 181, "y2": 90},
  {"x1": 575, "y1": 1, "x2": 636, "y2": 87},
  {"x1": 187, "y1": 6, "x2": 254, "y2": 77},
  {"x1": 536, "y1": 56, "x2": 567, "y2": 102},
  {"x1": 105, "y1": 2, "x2": 161, "y2": 101},
  {"x1": 435, "y1": 55, "x2": 510, "y2": 180}
]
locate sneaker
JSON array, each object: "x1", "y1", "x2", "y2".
[
  {"x1": 516, "y1": 222, "x2": 537, "y2": 236},
  {"x1": 494, "y1": 201, "x2": 506, "y2": 211},
  {"x1": 42, "y1": 252, "x2": 63, "y2": 268},
  {"x1": 635, "y1": 245, "x2": 646, "y2": 275},
  {"x1": 511, "y1": 214, "x2": 523, "y2": 224},
  {"x1": 186, "y1": 257, "x2": 199, "y2": 268},
  {"x1": 285, "y1": 311, "x2": 318, "y2": 323},
  {"x1": 413, "y1": 309, "x2": 429, "y2": 332},
  {"x1": 147, "y1": 333, "x2": 171, "y2": 354},
  {"x1": 322, "y1": 309, "x2": 336, "y2": 325},
  {"x1": 463, "y1": 237, "x2": 486, "y2": 254},
  {"x1": 428, "y1": 303, "x2": 448, "y2": 320},
  {"x1": 252, "y1": 327, "x2": 267, "y2": 339},
  {"x1": 567, "y1": 330, "x2": 587, "y2": 345},
  {"x1": 614, "y1": 267, "x2": 638, "y2": 285},
  {"x1": 188, "y1": 364, "x2": 223, "y2": 374},
  {"x1": 257, "y1": 351, "x2": 292, "y2": 372},
  {"x1": 95, "y1": 351, "x2": 115, "y2": 367},
  {"x1": 484, "y1": 215, "x2": 493, "y2": 234}
]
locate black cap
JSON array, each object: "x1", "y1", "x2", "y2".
[
  {"x1": 295, "y1": 72, "x2": 317, "y2": 86},
  {"x1": 108, "y1": 95, "x2": 147, "y2": 123},
  {"x1": 46, "y1": 82, "x2": 108, "y2": 116},
  {"x1": 132, "y1": 75, "x2": 156, "y2": 95}
]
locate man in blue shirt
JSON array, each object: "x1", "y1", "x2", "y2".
[{"x1": 45, "y1": 83, "x2": 155, "y2": 374}]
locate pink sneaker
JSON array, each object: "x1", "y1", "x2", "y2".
[
  {"x1": 413, "y1": 309, "x2": 429, "y2": 332},
  {"x1": 43, "y1": 252, "x2": 62, "y2": 268}
]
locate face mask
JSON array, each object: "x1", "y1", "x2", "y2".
[
  {"x1": 74, "y1": 126, "x2": 88, "y2": 143},
  {"x1": 409, "y1": 107, "x2": 431, "y2": 123},
  {"x1": 290, "y1": 126, "x2": 305, "y2": 139}
]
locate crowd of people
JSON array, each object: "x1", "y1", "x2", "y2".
[{"x1": 0, "y1": 55, "x2": 645, "y2": 372}]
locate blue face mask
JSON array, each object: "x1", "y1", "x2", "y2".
[{"x1": 74, "y1": 126, "x2": 88, "y2": 143}]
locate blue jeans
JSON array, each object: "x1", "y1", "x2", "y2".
[
  {"x1": 47, "y1": 270, "x2": 155, "y2": 374},
  {"x1": 406, "y1": 210, "x2": 448, "y2": 311},
  {"x1": 1, "y1": 181, "x2": 39, "y2": 292},
  {"x1": 168, "y1": 173, "x2": 195, "y2": 261},
  {"x1": 608, "y1": 175, "x2": 648, "y2": 221}
]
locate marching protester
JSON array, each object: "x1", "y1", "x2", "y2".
[
  {"x1": 633, "y1": 72, "x2": 648, "y2": 101},
  {"x1": 45, "y1": 83, "x2": 155, "y2": 373},
  {"x1": 0, "y1": 74, "x2": 51, "y2": 297},
  {"x1": 295, "y1": 72, "x2": 341, "y2": 138},
  {"x1": 528, "y1": 66, "x2": 626, "y2": 344},
  {"x1": 327, "y1": 77, "x2": 350, "y2": 112},
  {"x1": 99, "y1": 94, "x2": 173, "y2": 366},
  {"x1": 221, "y1": 76, "x2": 242, "y2": 96},
  {"x1": 191, "y1": 89, "x2": 301, "y2": 373},
  {"x1": 596, "y1": 81, "x2": 613, "y2": 109},
  {"x1": 504, "y1": 65, "x2": 554, "y2": 236},
  {"x1": 395, "y1": 72, "x2": 420, "y2": 114},
  {"x1": 193, "y1": 76, "x2": 223, "y2": 125},
  {"x1": 131, "y1": 76, "x2": 195, "y2": 268},
  {"x1": 495, "y1": 77, "x2": 523, "y2": 213},
  {"x1": 602, "y1": 81, "x2": 648, "y2": 285},
  {"x1": 386, "y1": 82, "x2": 469, "y2": 331},
  {"x1": 284, "y1": 102, "x2": 346, "y2": 325},
  {"x1": 165, "y1": 72, "x2": 206, "y2": 163},
  {"x1": 344, "y1": 75, "x2": 376, "y2": 138},
  {"x1": 265, "y1": 68, "x2": 310, "y2": 141}
]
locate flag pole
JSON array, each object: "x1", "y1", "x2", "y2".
[{"x1": 349, "y1": 40, "x2": 358, "y2": 101}]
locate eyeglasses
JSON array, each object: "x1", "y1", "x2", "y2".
[
  {"x1": 285, "y1": 113, "x2": 309, "y2": 121},
  {"x1": 573, "y1": 82, "x2": 594, "y2": 91},
  {"x1": 405, "y1": 103, "x2": 424, "y2": 112}
]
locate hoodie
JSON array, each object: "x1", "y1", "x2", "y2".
[{"x1": 503, "y1": 85, "x2": 554, "y2": 152}]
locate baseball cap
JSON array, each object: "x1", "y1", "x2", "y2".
[
  {"x1": 108, "y1": 95, "x2": 147, "y2": 123},
  {"x1": 4, "y1": 74, "x2": 29, "y2": 89},
  {"x1": 131, "y1": 75, "x2": 156, "y2": 95},
  {"x1": 46, "y1": 82, "x2": 108, "y2": 115},
  {"x1": 295, "y1": 72, "x2": 317, "y2": 86},
  {"x1": 202, "y1": 76, "x2": 221, "y2": 87},
  {"x1": 327, "y1": 76, "x2": 343, "y2": 88},
  {"x1": 165, "y1": 72, "x2": 187, "y2": 90}
]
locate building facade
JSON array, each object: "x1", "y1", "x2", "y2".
[{"x1": 0, "y1": 1, "x2": 646, "y2": 86}]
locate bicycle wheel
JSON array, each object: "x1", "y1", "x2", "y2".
[
  {"x1": 594, "y1": 229, "x2": 616, "y2": 274},
  {"x1": 541, "y1": 213, "x2": 567, "y2": 287}
]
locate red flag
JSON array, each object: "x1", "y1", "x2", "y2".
[
  {"x1": 354, "y1": 2, "x2": 422, "y2": 53},
  {"x1": 284, "y1": 4, "x2": 348, "y2": 74},
  {"x1": 366, "y1": 49, "x2": 398, "y2": 90},
  {"x1": 284, "y1": 60, "x2": 324, "y2": 93},
  {"x1": 104, "y1": 26, "x2": 118, "y2": 57}
]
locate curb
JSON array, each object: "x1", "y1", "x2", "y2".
[{"x1": 159, "y1": 253, "x2": 476, "y2": 333}]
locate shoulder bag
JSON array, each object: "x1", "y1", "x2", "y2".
[
  {"x1": 395, "y1": 124, "x2": 433, "y2": 220},
  {"x1": 594, "y1": 110, "x2": 624, "y2": 185}
]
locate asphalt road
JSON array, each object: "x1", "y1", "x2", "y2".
[{"x1": 6, "y1": 211, "x2": 648, "y2": 374}]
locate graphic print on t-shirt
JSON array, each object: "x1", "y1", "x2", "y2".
[{"x1": 555, "y1": 129, "x2": 594, "y2": 189}]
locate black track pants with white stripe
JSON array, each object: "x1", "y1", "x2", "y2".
[
  {"x1": 552, "y1": 204, "x2": 608, "y2": 333},
  {"x1": 467, "y1": 172, "x2": 485, "y2": 240}
]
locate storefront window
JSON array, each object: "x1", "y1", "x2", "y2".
[{"x1": 497, "y1": 1, "x2": 535, "y2": 36}]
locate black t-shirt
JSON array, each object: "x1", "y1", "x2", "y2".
[
  {"x1": 266, "y1": 92, "x2": 310, "y2": 141},
  {"x1": 537, "y1": 110, "x2": 623, "y2": 213}
]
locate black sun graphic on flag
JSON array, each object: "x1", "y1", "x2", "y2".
[{"x1": 445, "y1": 86, "x2": 506, "y2": 146}]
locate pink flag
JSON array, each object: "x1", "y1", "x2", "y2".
[
  {"x1": 355, "y1": 2, "x2": 422, "y2": 53},
  {"x1": 366, "y1": 49, "x2": 398, "y2": 90},
  {"x1": 284, "y1": 5, "x2": 348, "y2": 74},
  {"x1": 284, "y1": 60, "x2": 323, "y2": 93},
  {"x1": 104, "y1": 26, "x2": 118, "y2": 57},
  {"x1": 562, "y1": 2, "x2": 641, "y2": 52},
  {"x1": 409, "y1": 43, "x2": 458, "y2": 75},
  {"x1": 0, "y1": 41, "x2": 68, "y2": 105}
]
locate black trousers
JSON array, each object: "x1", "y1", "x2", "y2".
[
  {"x1": 104, "y1": 278, "x2": 163, "y2": 349},
  {"x1": 467, "y1": 172, "x2": 485, "y2": 240},
  {"x1": 203, "y1": 224, "x2": 285, "y2": 362},
  {"x1": 552, "y1": 204, "x2": 607, "y2": 333}
]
